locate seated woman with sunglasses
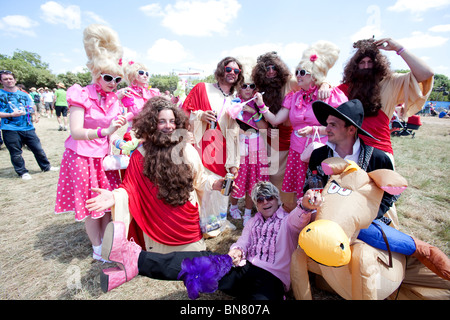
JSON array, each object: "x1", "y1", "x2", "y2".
[
  {"x1": 97, "y1": 181, "x2": 314, "y2": 300},
  {"x1": 55, "y1": 24, "x2": 127, "y2": 262},
  {"x1": 259, "y1": 41, "x2": 347, "y2": 200}
]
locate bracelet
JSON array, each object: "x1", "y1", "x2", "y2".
[
  {"x1": 97, "y1": 127, "x2": 105, "y2": 138},
  {"x1": 253, "y1": 113, "x2": 263, "y2": 122},
  {"x1": 115, "y1": 139, "x2": 125, "y2": 149},
  {"x1": 85, "y1": 129, "x2": 91, "y2": 140},
  {"x1": 396, "y1": 47, "x2": 405, "y2": 55},
  {"x1": 298, "y1": 199, "x2": 314, "y2": 212},
  {"x1": 257, "y1": 103, "x2": 265, "y2": 109}
]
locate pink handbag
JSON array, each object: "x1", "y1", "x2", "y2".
[
  {"x1": 300, "y1": 127, "x2": 324, "y2": 162},
  {"x1": 102, "y1": 138, "x2": 130, "y2": 171}
]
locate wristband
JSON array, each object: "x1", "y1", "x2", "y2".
[
  {"x1": 259, "y1": 106, "x2": 269, "y2": 114},
  {"x1": 257, "y1": 103, "x2": 265, "y2": 109},
  {"x1": 396, "y1": 47, "x2": 405, "y2": 55},
  {"x1": 253, "y1": 113, "x2": 263, "y2": 122},
  {"x1": 115, "y1": 139, "x2": 125, "y2": 149},
  {"x1": 97, "y1": 127, "x2": 105, "y2": 138}
]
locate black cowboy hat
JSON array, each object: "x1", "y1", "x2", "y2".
[{"x1": 312, "y1": 99, "x2": 377, "y2": 140}]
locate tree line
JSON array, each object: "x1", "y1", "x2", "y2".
[{"x1": 1, "y1": 49, "x2": 449, "y2": 102}]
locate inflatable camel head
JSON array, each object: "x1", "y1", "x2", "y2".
[{"x1": 298, "y1": 157, "x2": 408, "y2": 268}]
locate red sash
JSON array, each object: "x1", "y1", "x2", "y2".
[{"x1": 121, "y1": 150, "x2": 202, "y2": 247}]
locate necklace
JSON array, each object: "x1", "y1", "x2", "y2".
[{"x1": 216, "y1": 83, "x2": 230, "y2": 97}]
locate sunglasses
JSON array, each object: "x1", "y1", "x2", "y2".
[
  {"x1": 295, "y1": 69, "x2": 311, "y2": 77},
  {"x1": 101, "y1": 74, "x2": 122, "y2": 84},
  {"x1": 138, "y1": 70, "x2": 149, "y2": 77},
  {"x1": 0, "y1": 70, "x2": 13, "y2": 74},
  {"x1": 225, "y1": 66, "x2": 241, "y2": 75},
  {"x1": 265, "y1": 65, "x2": 276, "y2": 72},
  {"x1": 256, "y1": 195, "x2": 276, "y2": 203},
  {"x1": 242, "y1": 83, "x2": 256, "y2": 90}
]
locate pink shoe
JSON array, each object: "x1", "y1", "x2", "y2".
[
  {"x1": 101, "y1": 267, "x2": 126, "y2": 293},
  {"x1": 102, "y1": 221, "x2": 141, "y2": 283}
]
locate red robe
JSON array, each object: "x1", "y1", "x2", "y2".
[
  {"x1": 120, "y1": 150, "x2": 202, "y2": 248},
  {"x1": 182, "y1": 82, "x2": 228, "y2": 177}
]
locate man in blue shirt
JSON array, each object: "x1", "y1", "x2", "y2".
[{"x1": 0, "y1": 70, "x2": 58, "y2": 180}]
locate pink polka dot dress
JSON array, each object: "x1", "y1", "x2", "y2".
[
  {"x1": 233, "y1": 135, "x2": 269, "y2": 198},
  {"x1": 55, "y1": 149, "x2": 121, "y2": 221},
  {"x1": 54, "y1": 84, "x2": 123, "y2": 221}
]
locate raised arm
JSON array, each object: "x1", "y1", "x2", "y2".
[{"x1": 375, "y1": 38, "x2": 434, "y2": 83}]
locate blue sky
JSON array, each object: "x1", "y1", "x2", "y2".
[{"x1": 1, "y1": 0, "x2": 449, "y2": 86}]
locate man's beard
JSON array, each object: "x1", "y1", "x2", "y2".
[
  {"x1": 150, "y1": 131, "x2": 180, "y2": 148},
  {"x1": 348, "y1": 69, "x2": 383, "y2": 117}
]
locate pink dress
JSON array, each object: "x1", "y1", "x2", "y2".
[
  {"x1": 233, "y1": 101, "x2": 269, "y2": 198},
  {"x1": 54, "y1": 84, "x2": 123, "y2": 221},
  {"x1": 281, "y1": 87, "x2": 347, "y2": 197}
]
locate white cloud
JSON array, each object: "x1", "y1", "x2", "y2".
[
  {"x1": 140, "y1": 0, "x2": 241, "y2": 37},
  {"x1": 350, "y1": 25, "x2": 383, "y2": 43},
  {"x1": 0, "y1": 15, "x2": 39, "y2": 37},
  {"x1": 40, "y1": 1, "x2": 81, "y2": 29},
  {"x1": 147, "y1": 39, "x2": 190, "y2": 64},
  {"x1": 429, "y1": 24, "x2": 450, "y2": 33},
  {"x1": 397, "y1": 31, "x2": 449, "y2": 49},
  {"x1": 85, "y1": 11, "x2": 108, "y2": 25},
  {"x1": 122, "y1": 47, "x2": 140, "y2": 64},
  {"x1": 140, "y1": 4, "x2": 164, "y2": 16},
  {"x1": 388, "y1": 0, "x2": 450, "y2": 13}
]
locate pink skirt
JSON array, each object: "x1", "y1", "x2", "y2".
[
  {"x1": 54, "y1": 149, "x2": 121, "y2": 221},
  {"x1": 281, "y1": 149, "x2": 307, "y2": 198},
  {"x1": 233, "y1": 147, "x2": 269, "y2": 199}
]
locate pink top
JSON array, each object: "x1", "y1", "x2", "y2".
[
  {"x1": 121, "y1": 86, "x2": 161, "y2": 120},
  {"x1": 230, "y1": 206, "x2": 311, "y2": 291},
  {"x1": 283, "y1": 87, "x2": 348, "y2": 154},
  {"x1": 65, "y1": 84, "x2": 122, "y2": 158}
]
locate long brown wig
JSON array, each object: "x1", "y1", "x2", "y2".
[
  {"x1": 251, "y1": 52, "x2": 292, "y2": 115},
  {"x1": 342, "y1": 38, "x2": 393, "y2": 117},
  {"x1": 132, "y1": 96, "x2": 194, "y2": 207}
]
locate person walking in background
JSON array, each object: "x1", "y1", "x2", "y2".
[
  {"x1": 54, "y1": 82, "x2": 69, "y2": 131},
  {"x1": 41, "y1": 87, "x2": 54, "y2": 118},
  {"x1": 29, "y1": 87, "x2": 41, "y2": 115},
  {"x1": 0, "y1": 70, "x2": 59, "y2": 180},
  {"x1": 54, "y1": 24, "x2": 127, "y2": 262}
]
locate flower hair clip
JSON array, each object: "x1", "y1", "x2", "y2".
[
  {"x1": 128, "y1": 61, "x2": 135, "y2": 65},
  {"x1": 118, "y1": 58, "x2": 123, "y2": 66},
  {"x1": 310, "y1": 54, "x2": 318, "y2": 62}
]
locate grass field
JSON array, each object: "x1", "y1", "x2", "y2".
[{"x1": 0, "y1": 115, "x2": 448, "y2": 300}]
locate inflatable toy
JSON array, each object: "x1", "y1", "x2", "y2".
[{"x1": 291, "y1": 157, "x2": 450, "y2": 300}]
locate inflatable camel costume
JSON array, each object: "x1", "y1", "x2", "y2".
[{"x1": 291, "y1": 157, "x2": 450, "y2": 300}]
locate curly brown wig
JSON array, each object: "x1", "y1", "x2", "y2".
[
  {"x1": 214, "y1": 56, "x2": 244, "y2": 95},
  {"x1": 251, "y1": 52, "x2": 292, "y2": 115},
  {"x1": 342, "y1": 38, "x2": 393, "y2": 117},
  {"x1": 132, "y1": 96, "x2": 194, "y2": 207}
]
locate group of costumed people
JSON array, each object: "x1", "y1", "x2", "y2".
[{"x1": 54, "y1": 24, "x2": 449, "y2": 300}]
